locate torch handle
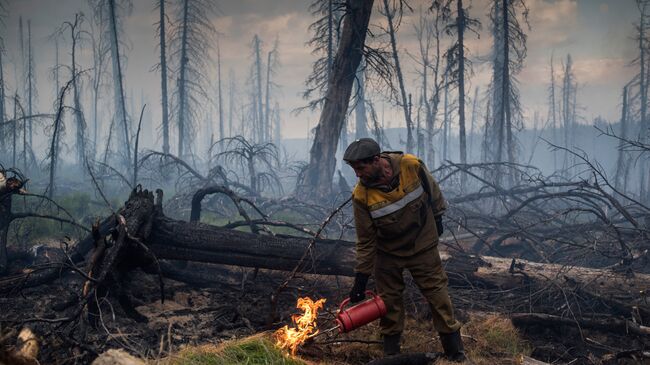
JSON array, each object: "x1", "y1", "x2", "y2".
[{"x1": 340, "y1": 290, "x2": 379, "y2": 312}]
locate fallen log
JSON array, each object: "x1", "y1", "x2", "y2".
[
  {"x1": 147, "y1": 215, "x2": 649, "y2": 315},
  {"x1": 511, "y1": 312, "x2": 650, "y2": 336},
  {"x1": 470, "y1": 256, "x2": 650, "y2": 320},
  {"x1": 149, "y1": 216, "x2": 356, "y2": 276}
]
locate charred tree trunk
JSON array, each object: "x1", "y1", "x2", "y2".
[
  {"x1": 549, "y1": 55, "x2": 557, "y2": 172},
  {"x1": 48, "y1": 79, "x2": 73, "y2": 199},
  {"x1": 442, "y1": 70, "x2": 449, "y2": 161},
  {"x1": 26, "y1": 20, "x2": 34, "y2": 163},
  {"x1": 218, "y1": 37, "x2": 224, "y2": 143},
  {"x1": 614, "y1": 85, "x2": 630, "y2": 192},
  {"x1": 12, "y1": 94, "x2": 17, "y2": 167},
  {"x1": 90, "y1": 30, "x2": 102, "y2": 160},
  {"x1": 253, "y1": 35, "x2": 264, "y2": 143},
  {"x1": 327, "y1": 0, "x2": 334, "y2": 78},
  {"x1": 469, "y1": 86, "x2": 479, "y2": 162},
  {"x1": 265, "y1": 48, "x2": 272, "y2": 144},
  {"x1": 18, "y1": 18, "x2": 25, "y2": 159},
  {"x1": 69, "y1": 15, "x2": 86, "y2": 166},
  {"x1": 108, "y1": 0, "x2": 131, "y2": 167},
  {"x1": 562, "y1": 55, "x2": 570, "y2": 173},
  {"x1": 0, "y1": 51, "x2": 6, "y2": 159},
  {"x1": 457, "y1": 0, "x2": 467, "y2": 169},
  {"x1": 502, "y1": 0, "x2": 514, "y2": 186},
  {"x1": 354, "y1": 59, "x2": 368, "y2": 139},
  {"x1": 177, "y1": 0, "x2": 190, "y2": 158},
  {"x1": 383, "y1": 0, "x2": 413, "y2": 153},
  {"x1": 427, "y1": 6, "x2": 444, "y2": 169},
  {"x1": 303, "y1": 0, "x2": 374, "y2": 197},
  {"x1": 229, "y1": 71, "x2": 234, "y2": 137},
  {"x1": 158, "y1": 0, "x2": 170, "y2": 155}
]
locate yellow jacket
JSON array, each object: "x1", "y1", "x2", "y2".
[{"x1": 351, "y1": 152, "x2": 447, "y2": 274}]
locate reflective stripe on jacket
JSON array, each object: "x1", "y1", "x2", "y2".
[{"x1": 351, "y1": 152, "x2": 447, "y2": 274}]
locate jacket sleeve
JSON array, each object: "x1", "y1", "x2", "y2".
[
  {"x1": 419, "y1": 162, "x2": 447, "y2": 217},
  {"x1": 352, "y1": 198, "x2": 376, "y2": 275}
]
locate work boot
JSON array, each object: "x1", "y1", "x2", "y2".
[
  {"x1": 383, "y1": 333, "x2": 401, "y2": 356},
  {"x1": 439, "y1": 330, "x2": 466, "y2": 362}
]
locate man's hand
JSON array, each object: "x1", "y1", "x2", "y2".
[
  {"x1": 349, "y1": 272, "x2": 369, "y2": 303},
  {"x1": 435, "y1": 215, "x2": 444, "y2": 236}
]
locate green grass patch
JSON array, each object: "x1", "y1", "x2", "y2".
[{"x1": 169, "y1": 336, "x2": 307, "y2": 365}]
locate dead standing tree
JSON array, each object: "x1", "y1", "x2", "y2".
[
  {"x1": 88, "y1": 7, "x2": 110, "y2": 160},
  {"x1": 57, "y1": 14, "x2": 88, "y2": 167},
  {"x1": 634, "y1": 0, "x2": 650, "y2": 203},
  {"x1": 486, "y1": 0, "x2": 528, "y2": 188},
  {"x1": 214, "y1": 136, "x2": 281, "y2": 196},
  {"x1": 412, "y1": 6, "x2": 434, "y2": 167},
  {"x1": 264, "y1": 38, "x2": 280, "y2": 144},
  {"x1": 302, "y1": 0, "x2": 374, "y2": 198},
  {"x1": 108, "y1": 0, "x2": 131, "y2": 169},
  {"x1": 413, "y1": 4, "x2": 446, "y2": 169},
  {"x1": 0, "y1": 4, "x2": 6, "y2": 162},
  {"x1": 560, "y1": 53, "x2": 577, "y2": 177},
  {"x1": 47, "y1": 78, "x2": 76, "y2": 199},
  {"x1": 468, "y1": 85, "x2": 480, "y2": 161},
  {"x1": 17, "y1": 18, "x2": 28, "y2": 161},
  {"x1": 216, "y1": 35, "x2": 224, "y2": 146},
  {"x1": 614, "y1": 83, "x2": 633, "y2": 192},
  {"x1": 302, "y1": 0, "x2": 344, "y2": 111},
  {"x1": 154, "y1": 0, "x2": 171, "y2": 155},
  {"x1": 0, "y1": 45, "x2": 6, "y2": 162},
  {"x1": 546, "y1": 54, "x2": 558, "y2": 172},
  {"x1": 251, "y1": 35, "x2": 264, "y2": 143},
  {"x1": 381, "y1": 0, "x2": 414, "y2": 153},
  {"x1": 437, "y1": 0, "x2": 480, "y2": 188},
  {"x1": 170, "y1": 0, "x2": 217, "y2": 159},
  {"x1": 25, "y1": 20, "x2": 36, "y2": 169},
  {"x1": 90, "y1": 0, "x2": 133, "y2": 170},
  {"x1": 354, "y1": 58, "x2": 369, "y2": 139}
]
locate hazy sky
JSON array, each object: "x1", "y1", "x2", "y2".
[{"x1": 0, "y1": 0, "x2": 641, "y2": 151}]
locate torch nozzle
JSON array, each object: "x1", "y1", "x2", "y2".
[{"x1": 307, "y1": 324, "x2": 340, "y2": 340}]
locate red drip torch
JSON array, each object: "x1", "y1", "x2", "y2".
[{"x1": 311, "y1": 291, "x2": 387, "y2": 339}]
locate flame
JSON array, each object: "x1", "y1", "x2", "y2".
[{"x1": 274, "y1": 296, "x2": 326, "y2": 355}]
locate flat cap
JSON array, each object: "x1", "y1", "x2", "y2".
[{"x1": 343, "y1": 138, "x2": 380, "y2": 162}]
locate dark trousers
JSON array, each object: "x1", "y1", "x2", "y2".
[{"x1": 374, "y1": 245, "x2": 461, "y2": 336}]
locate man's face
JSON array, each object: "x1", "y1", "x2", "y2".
[{"x1": 349, "y1": 157, "x2": 382, "y2": 185}]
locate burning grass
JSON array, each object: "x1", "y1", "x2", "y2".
[{"x1": 274, "y1": 297, "x2": 327, "y2": 355}]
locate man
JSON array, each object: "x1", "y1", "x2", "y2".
[{"x1": 343, "y1": 138, "x2": 465, "y2": 361}]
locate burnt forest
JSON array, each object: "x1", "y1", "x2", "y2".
[{"x1": 0, "y1": 0, "x2": 648, "y2": 364}]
